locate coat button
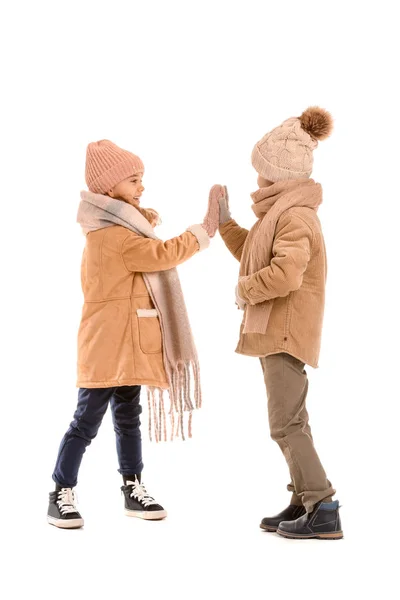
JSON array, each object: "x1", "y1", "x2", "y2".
[{"x1": 284, "y1": 337, "x2": 288, "y2": 341}]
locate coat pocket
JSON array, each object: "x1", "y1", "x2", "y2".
[{"x1": 136, "y1": 309, "x2": 163, "y2": 354}]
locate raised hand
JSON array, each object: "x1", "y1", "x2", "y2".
[
  {"x1": 219, "y1": 185, "x2": 232, "y2": 224},
  {"x1": 202, "y1": 184, "x2": 225, "y2": 238}
]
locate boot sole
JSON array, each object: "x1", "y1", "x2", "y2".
[
  {"x1": 277, "y1": 529, "x2": 343, "y2": 540},
  {"x1": 125, "y1": 509, "x2": 167, "y2": 520},
  {"x1": 260, "y1": 524, "x2": 278, "y2": 532},
  {"x1": 47, "y1": 516, "x2": 84, "y2": 529}
]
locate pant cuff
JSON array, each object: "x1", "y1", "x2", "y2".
[
  {"x1": 304, "y1": 488, "x2": 336, "y2": 513},
  {"x1": 52, "y1": 473, "x2": 76, "y2": 489},
  {"x1": 290, "y1": 492, "x2": 304, "y2": 506}
]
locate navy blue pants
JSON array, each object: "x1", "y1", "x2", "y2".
[{"x1": 52, "y1": 386, "x2": 143, "y2": 488}]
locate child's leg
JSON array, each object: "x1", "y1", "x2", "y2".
[
  {"x1": 112, "y1": 386, "x2": 167, "y2": 520},
  {"x1": 286, "y1": 403, "x2": 313, "y2": 505},
  {"x1": 52, "y1": 387, "x2": 114, "y2": 488},
  {"x1": 286, "y1": 408, "x2": 334, "y2": 506},
  {"x1": 260, "y1": 353, "x2": 335, "y2": 513},
  {"x1": 110, "y1": 386, "x2": 143, "y2": 479}
]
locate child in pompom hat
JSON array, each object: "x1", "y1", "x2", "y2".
[
  {"x1": 206, "y1": 107, "x2": 343, "y2": 540},
  {"x1": 47, "y1": 139, "x2": 222, "y2": 529}
]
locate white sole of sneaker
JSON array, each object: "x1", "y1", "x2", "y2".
[
  {"x1": 47, "y1": 516, "x2": 84, "y2": 529},
  {"x1": 124, "y1": 509, "x2": 167, "y2": 520}
]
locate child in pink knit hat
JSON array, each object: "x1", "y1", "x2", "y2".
[
  {"x1": 206, "y1": 107, "x2": 343, "y2": 540},
  {"x1": 47, "y1": 139, "x2": 221, "y2": 529}
]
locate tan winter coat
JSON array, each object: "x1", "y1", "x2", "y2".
[
  {"x1": 77, "y1": 226, "x2": 201, "y2": 388},
  {"x1": 219, "y1": 207, "x2": 327, "y2": 368}
]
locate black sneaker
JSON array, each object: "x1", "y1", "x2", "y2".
[
  {"x1": 277, "y1": 500, "x2": 343, "y2": 540},
  {"x1": 47, "y1": 488, "x2": 84, "y2": 529},
  {"x1": 260, "y1": 504, "x2": 306, "y2": 532},
  {"x1": 121, "y1": 478, "x2": 167, "y2": 520}
]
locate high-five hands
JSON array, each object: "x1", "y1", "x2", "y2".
[{"x1": 202, "y1": 184, "x2": 232, "y2": 237}]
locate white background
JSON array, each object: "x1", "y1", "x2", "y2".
[{"x1": 1, "y1": 0, "x2": 399, "y2": 598}]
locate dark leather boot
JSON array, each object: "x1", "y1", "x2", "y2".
[
  {"x1": 260, "y1": 504, "x2": 306, "y2": 532},
  {"x1": 277, "y1": 500, "x2": 343, "y2": 539}
]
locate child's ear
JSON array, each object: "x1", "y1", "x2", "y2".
[{"x1": 108, "y1": 188, "x2": 115, "y2": 198}]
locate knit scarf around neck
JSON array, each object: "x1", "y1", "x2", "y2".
[
  {"x1": 240, "y1": 178, "x2": 322, "y2": 335},
  {"x1": 77, "y1": 191, "x2": 202, "y2": 442}
]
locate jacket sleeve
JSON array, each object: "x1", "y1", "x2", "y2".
[
  {"x1": 219, "y1": 219, "x2": 249, "y2": 262},
  {"x1": 237, "y1": 214, "x2": 312, "y2": 304},
  {"x1": 121, "y1": 225, "x2": 210, "y2": 272}
]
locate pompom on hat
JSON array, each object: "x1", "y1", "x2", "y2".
[
  {"x1": 85, "y1": 139, "x2": 144, "y2": 194},
  {"x1": 251, "y1": 106, "x2": 333, "y2": 182}
]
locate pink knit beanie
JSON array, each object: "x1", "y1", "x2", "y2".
[
  {"x1": 85, "y1": 140, "x2": 144, "y2": 194},
  {"x1": 251, "y1": 107, "x2": 333, "y2": 182}
]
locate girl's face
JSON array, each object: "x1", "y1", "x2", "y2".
[
  {"x1": 108, "y1": 173, "x2": 145, "y2": 207},
  {"x1": 257, "y1": 174, "x2": 274, "y2": 188}
]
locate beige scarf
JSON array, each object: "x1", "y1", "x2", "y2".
[
  {"x1": 240, "y1": 179, "x2": 322, "y2": 334},
  {"x1": 77, "y1": 191, "x2": 202, "y2": 442}
]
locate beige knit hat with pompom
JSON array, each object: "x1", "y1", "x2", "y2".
[{"x1": 251, "y1": 106, "x2": 333, "y2": 182}]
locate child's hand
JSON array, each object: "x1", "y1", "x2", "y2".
[
  {"x1": 219, "y1": 186, "x2": 232, "y2": 224},
  {"x1": 202, "y1": 184, "x2": 225, "y2": 238},
  {"x1": 147, "y1": 209, "x2": 162, "y2": 227},
  {"x1": 235, "y1": 284, "x2": 246, "y2": 310}
]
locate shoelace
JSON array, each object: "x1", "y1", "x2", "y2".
[
  {"x1": 129, "y1": 480, "x2": 158, "y2": 507},
  {"x1": 57, "y1": 488, "x2": 78, "y2": 515}
]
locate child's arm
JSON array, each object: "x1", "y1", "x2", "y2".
[
  {"x1": 202, "y1": 184, "x2": 249, "y2": 262},
  {"x1": 219, "y1": 219, "x2": 249, "y2": 262},
  {"x1": 122, "y1": 185, "x2": 226, "y2": 273},
  {"x1": 121, "y1": 225, "x2": 209, "y2": 273},
  {"x1": 237, "y1": 213, "x2": 312, "y2": 304}
]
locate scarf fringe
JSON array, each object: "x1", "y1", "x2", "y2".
[{"x1": 146, "y1": 360, "x2": 200, "y2": 442}]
